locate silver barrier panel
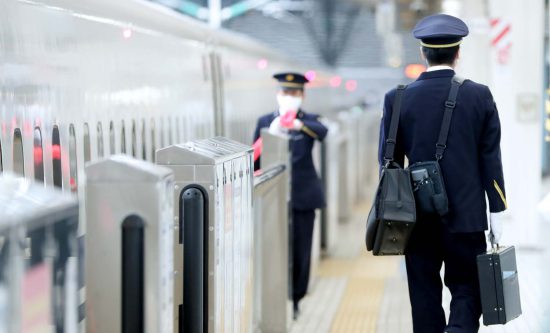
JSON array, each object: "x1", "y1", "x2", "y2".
[
  {"x1": 253, "y1": 130, "x2": 292, "y2": 332},
  {"x1": 320, "y1": 120, "x2": 345, "y2": 253},
  {"x1": 85, "y1": 155, "x2": 174, "y2": 333},
  {"x1": 0, "y1": 174, "x2": 79, "y2": 333},
  {"x1": 338, "y1": 111, "x2": 357, "y2": 217},
  {"x1": 156, "y1": 137, "x2": 254, "y2": 333}
]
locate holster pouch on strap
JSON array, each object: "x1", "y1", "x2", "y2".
[{"x1": 409, "y1": 161, "x2": 448, "y2": 216}]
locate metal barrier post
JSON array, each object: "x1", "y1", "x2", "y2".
[
  {"x1": 337, "y1": 111, "x2": 356, "y2": 219},
  {"x1": 320, "y1": 119, "x2": 345, "y2": 252},
  {"x1": 156, "y1": 137, "x2": 254, "y2": 333},
  {"x1": 253, "y1": 130, "x2": 292, "y2": 332},
  {"x1": 85, "y1": 155, "x2": 174, "y2": 333},
  {"x1": 0, "y1": 175, "x2": 79, "y2": 333}
]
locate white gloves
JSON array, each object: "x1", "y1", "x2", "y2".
[
  {"x1": 268, "y1": 117, "x2": 303, "y2": 135},
  {"x1": 488, "y1": 212, "x2": 504, "y2": 245},
  {"x1": 268, "y1": 116, "x2": 287, "y2": 135},
  {"x1": 292, "y1": 119, "x2": 304, "y2": 131}
]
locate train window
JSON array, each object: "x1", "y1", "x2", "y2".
[
  {"x1": 168, "y1": 117, "x2": 173, "y2": 146},
  {"x1": 159, "y1": 118, "x2": 165, "y2": 149},
  {"x1": 97, "y1": 122, "x2": 104, "y2": 158},
  {"x1": 69, "y1": 124, "x2": 78, "y2": 193},
  {"x1": 141, "y1": 119, "x2": 146, "y2": 161},
  {"x1": 52, "y1": 125, "x2": 62, "y2": 188},
  {"x1": 33, "y1": 127, "x2": 44, "y2": 182},
  {"x1": 175, "y1": 116, "x2": 180, "y2": 144},
  {"x1": 0, "y1": 138, "x2": 3, "y2": 173},
  {"x1": 13, "y1": 129, "x2": 24, "y2": 176},
  {"x1": 109, "y1": 121, "x2": 115, "y2": 155},
  {"x1": 151, "y1": 118, "x2": 156, "y2": 163},
  {"x1": 83, "y1": 123, "x2": 91, "y2": 162},
  {"x1": 121, "y1": 120, "x2": 126, "y2": 154},
  {"x1": 131, "y1": 120, "x2": 137, "y2": 157}
]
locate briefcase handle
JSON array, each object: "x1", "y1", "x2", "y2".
[{"x1": 488, "y1": 231, "x2": 500, "y2": 252}]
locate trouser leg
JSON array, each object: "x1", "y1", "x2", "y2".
[
  {"x1": 443, "y1": 231, "x2": 486, "y2": 333},
  {"x1": 292, "y1": 209, "x2": 315, "y2": 304},
  {"x1": 405, "y1": 215, "x2": 446, "y2": 333}
]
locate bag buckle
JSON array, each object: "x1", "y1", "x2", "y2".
[{"x1": 445, "y1": 100, "x2": 456, "y2": 108}]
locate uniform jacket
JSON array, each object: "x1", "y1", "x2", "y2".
[
  {"x1": 254, "y1": 110, "x2": 328, "y2": 210},
  {"x1": 378, "y1": 69, "x2": 507, "y2": 233}
]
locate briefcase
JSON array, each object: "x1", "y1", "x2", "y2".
[{"x1": 476, "y1": 245, "x2": 522, "y2": 325}]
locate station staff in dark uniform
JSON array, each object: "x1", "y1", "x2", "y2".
[
  {"x1": 253, "y1": 72, "x2": 328, "y2": 318},
  {"x1": 378, "y1": 14, "x2": 507, "y2": 333}
]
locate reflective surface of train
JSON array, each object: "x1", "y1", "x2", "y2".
[{"x1": 0, "y1": 0, "x2": 346, "y2": 196}]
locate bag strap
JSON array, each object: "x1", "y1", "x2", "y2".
[
  {"x1": 384, "y1": 84, "x2": 407, "y2": 165},
  {"x1": 435, "y1": 75, "x2": 464, "y2": 160}
]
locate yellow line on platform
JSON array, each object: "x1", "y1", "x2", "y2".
[{"x1": 317, "y1": 252, "x2": 400, "y2": 333}]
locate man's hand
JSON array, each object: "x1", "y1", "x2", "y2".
[{"x1": 488, "y1": 212, "x2": 504, "y2": 245}]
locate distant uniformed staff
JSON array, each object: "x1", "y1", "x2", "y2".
[
  {"x1": 378, "y1": 15, "x2": 507, "y2": 333},
  {"x1": 253, "y1": 72, "x2": 328, "y2": 319}
]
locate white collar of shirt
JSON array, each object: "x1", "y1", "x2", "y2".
[{"x1": 426, "y1": 65, "x2": 454, "y2": 72}]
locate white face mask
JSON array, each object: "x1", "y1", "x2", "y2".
[{"x1": 277, "y1": 95, "x2": 302, "y2": 114}]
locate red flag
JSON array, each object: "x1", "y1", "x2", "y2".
[{"x1": 280, "y1": 111, "x2": 297, "y2": 129}]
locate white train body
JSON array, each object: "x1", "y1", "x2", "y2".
[{"x1": 0, "y1": 0, "x2": 341, "y2": 195}]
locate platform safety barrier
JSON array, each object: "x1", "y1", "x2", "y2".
[
  {"x1": 157, "y1": 137, "x2": 254, "y2": 333},
  {"x1": 0, "y1": 174, "x2": 79, "y2": 333},
  {"x1": 85, "y1": 155, "x2": 174, "y2": 333},
  {"x1": 337, "y1": 109, "x2": 380, "y2": 205},
  {"x1": 253, "y1": 130, "x2": 292, "y2": 333},
  {"x1": 320, "y1": 119, "x2": 346, "y2": 253}
]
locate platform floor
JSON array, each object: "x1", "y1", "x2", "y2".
[{"x1": 290, "y1": 201, "x2": 550, "y2": 333}]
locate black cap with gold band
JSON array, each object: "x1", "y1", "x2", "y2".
[
  {"x1": 413, "y1": 14, "x2": 469, "y2": 48},
  {"x1": 273, "y1": 72, "x2": 309, "y2": 90}
]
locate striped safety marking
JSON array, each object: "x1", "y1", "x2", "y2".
[{"x1": 490, "y1": 18, "x2": 512, "y2": 64}]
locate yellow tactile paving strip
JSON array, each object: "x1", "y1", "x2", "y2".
[{"x1": 316, "y1": 253, "x2": 401, "y2": 333}]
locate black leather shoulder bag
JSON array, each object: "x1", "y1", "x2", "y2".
[{"x1": 366, "y1": 85, "x2": 416, "y2": 256}]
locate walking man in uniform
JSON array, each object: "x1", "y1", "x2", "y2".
[
  {"x1": 253, "y1": 72, "x2": 328, "y2": 319},
  {"x1": 378, "y1": 14, "x2": 507, "y2": 333}
]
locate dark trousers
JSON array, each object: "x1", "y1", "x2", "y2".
[
  {"x1": 405, "y1": 215, "x2": 486, "y2": 333},
  {"x1": 292, "y1": 209, "x2": 315, "y2": 304}
]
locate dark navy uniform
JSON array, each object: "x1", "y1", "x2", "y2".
[
  {"x1": 253, "y1": 72, "x2": 328, "y2": 313},
  {"x1": 253, "y1": 109, "x2": 328, "y2": 303},
  {"x1": 378, "y1": 15, "x2": 507, "y2": 333}
]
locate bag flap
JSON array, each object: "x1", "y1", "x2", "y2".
[{"x1": 380, "y1": 168, "x2": 416, "y2": 223}]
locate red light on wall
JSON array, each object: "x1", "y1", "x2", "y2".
[
  {"x1": 405, "y1": 64, "x2": 426, "y2": 79},
  {"x1": 345, "y1": 80, "x2": 358, "y2": 92},
  {"x1": 330, "y1": 76, "x2": 342, "y2": 88},
  {"x1": 52, "y1": 144, "x2": 61, "y2": 160},
  {"x1": 305, "y1": 70, "x2": 317, "y2": 81},
  {"x1": 257, "y1": 59, "x2": 268, "y2": 70}
]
